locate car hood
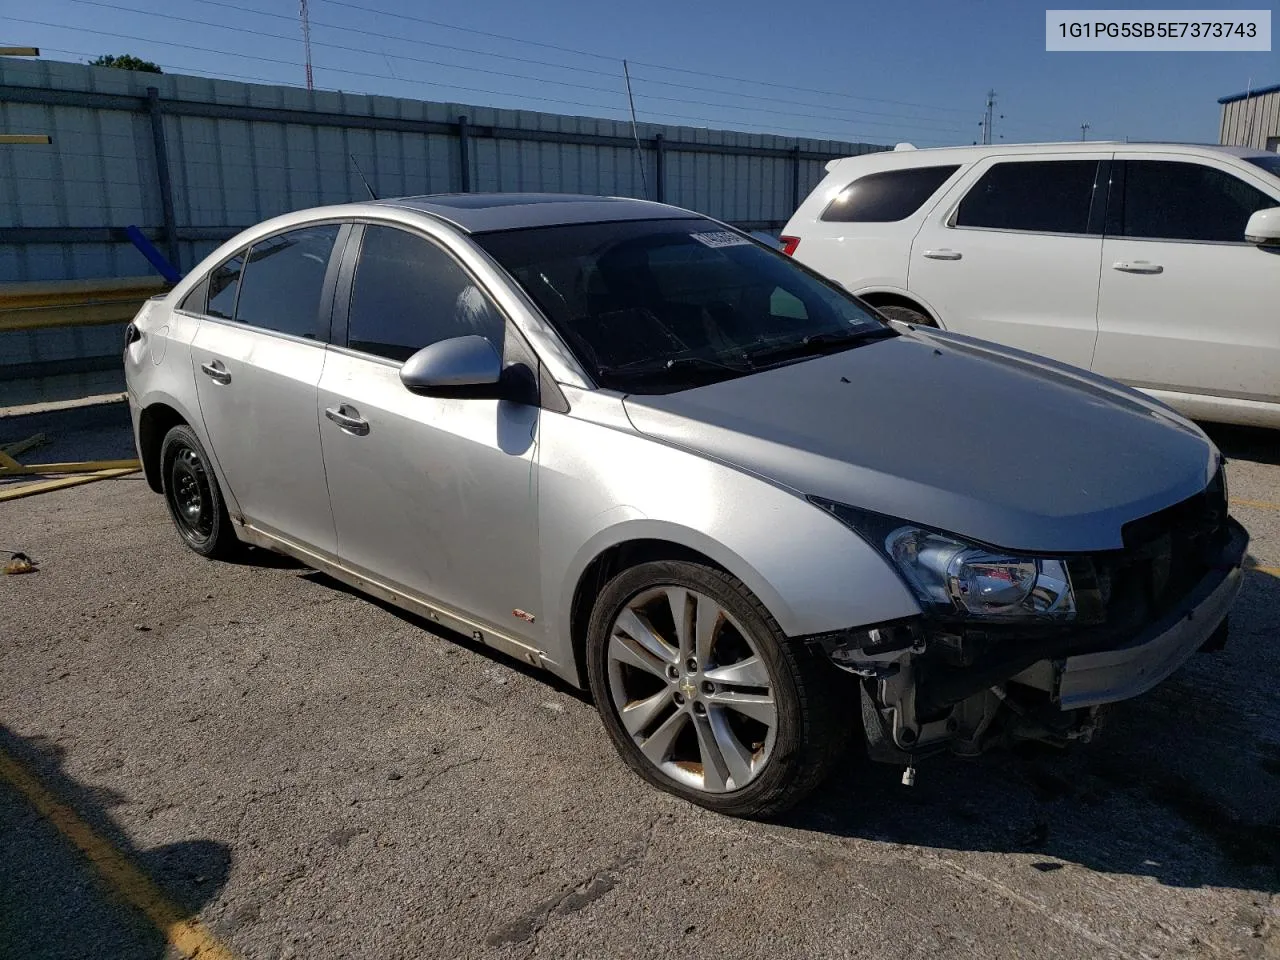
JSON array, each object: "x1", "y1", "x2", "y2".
[{"x1": 621, "y1": 331, "x2": 1218, "y2": 553}]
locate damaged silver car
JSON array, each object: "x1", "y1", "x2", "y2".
[{"x1": 125, "y1": 194, "x2": 1248, "y2": 817}]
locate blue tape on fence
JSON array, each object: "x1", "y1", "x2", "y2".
[{"x1": 125, "y1": 225, "x2": 182, "y2": 284}]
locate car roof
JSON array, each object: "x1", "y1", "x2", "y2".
[
  {"x1": 371, "y1": 193, "x2": 702, "y2": 233},
  {"x1": 826, "y1": 140, "x2": 1273, "y2": 173}
]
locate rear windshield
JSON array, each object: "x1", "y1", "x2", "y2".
[{"x1": 475, "y1": 219, "x2": 891, "y2": 394}]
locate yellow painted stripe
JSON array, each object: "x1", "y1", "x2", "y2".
[
  {"x1": 0, "y1": 134, "x2": 51, "y2": 144},
  {"x1": 1251, "y1": 565, "x2": 1280, "y2": 577},
  {"x1": 1231, "y1": 498, "x2": 1280, "y2": 512},
  {"x1": 0, "y1": 749, "x2": 235, "y2": 960}
]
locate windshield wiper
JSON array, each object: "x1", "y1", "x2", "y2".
[
  {"x1": 597, "y1": 353, "x2": 753, "y2": 381},
  {"x1": 743, "y1": 327, "x2": 893, "y2": 367}
]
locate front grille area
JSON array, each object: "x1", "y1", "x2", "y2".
[{"x1": 1090, "y1": 466, "x2": 1230, "y2": 626}]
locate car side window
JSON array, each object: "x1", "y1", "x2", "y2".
[
  {"x1": 956, "y1": 160, "x2": 1099, "y2": 235},
  {"x1": 206, "y1": 254, "x2": 244, "y2": 320},
  {"x1": 345, "y1": 225, "x2": 506, "y2": 362},
  {"x1": 233, "y1": 224, "x2": 341, "y2": 338},
  {"x1": 1113, "y1": 160, "x2": 1276, "y2": 243},
  {"x1": 177, "y1": 275, "x2": 208, "y2": 314},
  {"x1": 821, "y1": 165, "x2": 960, "y2": 222}
]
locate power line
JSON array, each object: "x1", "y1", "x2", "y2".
[
  {"x1": 80, "y1": 0, "x2": 981, "y2": 133},
  {"x1": 21, "y1": 22, "x2": 914, "y2": 141},
  {"x1": 309, "y1": 0, "x2": 981, "y2": 117}
]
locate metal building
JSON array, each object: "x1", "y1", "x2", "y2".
[{"x1": 1218, "y1": 82, "x2": 1280, "y2": 151}]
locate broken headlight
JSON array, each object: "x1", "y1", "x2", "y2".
[{"x1": 810, "y1": 498, "x2": 1081, "y2": 622}]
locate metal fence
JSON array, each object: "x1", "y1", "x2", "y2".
[{"x1": 0, "y1": 57, "x2": 885, "y2": 380}]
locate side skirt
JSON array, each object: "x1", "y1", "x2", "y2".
[{"x1": 236, "y1": 522, "x2": 550, "y2": 671}]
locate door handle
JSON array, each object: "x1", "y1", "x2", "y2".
[
  {"x1": 1113, "y1": 260, "x2": 1163, "y2": 274},
  {"x1": 199, "y1": 360, "x2": 231, "y2": 384},
  {"x1": 923, "y1": 249, "x2": 962, "y2": 260},
  {"x1": 324, "y1": 404, "x2": 370, "y2": 436}
]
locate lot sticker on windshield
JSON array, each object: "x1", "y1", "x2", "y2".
[{"x1": 690, "y1": 231, "x2": 751, "y2": 248}]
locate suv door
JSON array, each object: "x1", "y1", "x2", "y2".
[
  {"x1": 908, "y1": 154, "x2": 1110, "y2": 368},
  {"x1": 190, "y1": 222, "x2": 347, "y2": 555},
  {"x1": 318, "y1": 223, "x2": 542, "y2": 643},
  {"x1": 1093, "y1": 155, "x2": 1280, "y2": 406}
]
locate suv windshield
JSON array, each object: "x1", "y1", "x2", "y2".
[{"x1": 475, "y1": 218, "x2": 892, "y2": 393}]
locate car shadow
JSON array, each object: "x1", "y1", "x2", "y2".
[
  {"x1": 289, "y1": 556, "x2": 1276, "y2": 893},
  {"x1": 297, "y1": 570, "x2": 593, "y2": 704},
  {"x1": 1203, "y1": 422, "x2": 1280, "y2": 467},
  {"x1": 785, "y1": 567, "x2": 1280, "y2": 895},
  {"x1": 0, "y1": 726, "x2": 232, "y2": 959}
]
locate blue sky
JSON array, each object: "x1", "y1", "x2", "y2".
[{"x1": 5, "y1": 0, "x2": 1276, "y2": 146}]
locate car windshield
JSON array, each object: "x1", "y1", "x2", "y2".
[
  {"x1": 1244, "y1": 154, "x2": 1280, "y2": 181},
  {"x1": 474, "y1": 218, "x2": 892, "y2": 393}
]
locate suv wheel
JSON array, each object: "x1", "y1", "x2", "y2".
[
  {"x1": 160, "y1": 424, "x2": 238, "y2": 559},
  {"x1": 874, "y1": 304, "x2": 936, "y2": 328},
  {"x1": 586, "y1": 560, "x2": 851, "y2": 817}
]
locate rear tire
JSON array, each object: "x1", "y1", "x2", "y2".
[
  {"x1": 586, "y1": 560, "x2": 851, "y2": 818},
  {"x1": 160, "y1": 424, "x2": 239, "y2": 560},
  {"x1": 873, "y1": 304, "x2": 936, "y2": 328}
]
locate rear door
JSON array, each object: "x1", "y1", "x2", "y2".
[
  {"x1": 190, "y1": 222, "x2": 347, "y2": 555},
  {"x1": 908, "y1": 154, "x2": 1110, "y2": 368},
  {"x1": 1093, "y1": 155, "x2": 1280, "y2": 404},
  {"x1": 317, "y1": 223, "x2": 542, "y2": 641}
]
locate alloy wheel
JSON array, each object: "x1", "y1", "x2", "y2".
[{"x1": 605, "y1": 586, "x2": 778, "y2": 793}]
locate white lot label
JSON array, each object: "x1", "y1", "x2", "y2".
[
  {"x1": 1047, "y1": 10, "x2": 1271, "y2": 50},
  {"x1": 691, "y1": 231, "x2": 751, "y2": 248}
]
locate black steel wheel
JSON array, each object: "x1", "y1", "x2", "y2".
[{"x1": 160, "y1": 424, "x2": 238, "y2": 559}]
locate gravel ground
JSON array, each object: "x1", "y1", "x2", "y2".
[{"x1": 1, "y1": 404, "x2": 1277, "y2": 960}]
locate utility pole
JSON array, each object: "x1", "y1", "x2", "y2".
[
  {"x1": 979, "y1": 89, "x2": 1001, "y2": 145},
  {"x1": 1080, "y1": 122, "x2": 1090, "y2": 141},
  {"x1": 299, "y1": 0, "x2": 314, "y2": 90}
]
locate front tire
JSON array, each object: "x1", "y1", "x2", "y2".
[
  {"x1": 586, "y1": 560, "x2": 851, "y2": 818},
  {"x1": 159, "y1": 424, "x2": 238, "y2": 560},
  {"x1": 873, "y1": 304, "x2": 936, "y2": 328}
]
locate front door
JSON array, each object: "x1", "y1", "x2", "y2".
[
  {"x1": 909, "y1": 154, "x2": 1109, "y2": 369},
  {"x1": 190, "y1": 223, "x2": 343, "y2": 554},
  {"x1": 317, "y1": 223, "x2": 542, "y2": 642},
  {"x1": 1093, "y1": 156, "x2": 1280, "y2": 405}
]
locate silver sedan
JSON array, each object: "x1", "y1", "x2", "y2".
[{"x1": 124, "y1": 194, "x2": 1247, "y2": 816}]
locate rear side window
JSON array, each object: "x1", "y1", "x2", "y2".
[
  {"x1": 345, "y1": 225, "x2": 505, "y2": 362},
  {"x1": 177, "y1": 275, "x2": 208, "y2": 314},
  {"x1": 1111, "y1": 160, "x2": 1276, "y2": 243},
  {"x1": 206, "y1": 254, "x2": 244, "y2": 320},
  {"x1": 956, "y1": 160, "x2": 1099, "y2": 235},
  {"x1": 234, "y1": 224, "x2": 341, "y2": 338},
  {"x1": 821, "y1": 165, "x2": 959, "y2": 222}
]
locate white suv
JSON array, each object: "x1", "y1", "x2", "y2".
[{"x1": 782, "y1": 142, "x2": 1280, "y2": 428}]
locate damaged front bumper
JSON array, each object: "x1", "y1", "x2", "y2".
[{"x1": 808, "y1": 519, "x2": 1249, "y2": 762}]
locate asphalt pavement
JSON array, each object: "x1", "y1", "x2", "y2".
[{"x1": 1, "y1": 403, "x2": 1277, "y2": 959}]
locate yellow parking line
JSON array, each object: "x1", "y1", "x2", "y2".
[
  {"x1": 1231, "y1": 498, "x2": 1280, "y2": 512},
  {"x1": 0, "y1": 748, "x2": 236, "y2": 960},
  {"x1": 1252, "y1": 565, "x2": 1280, "y2": 578}
]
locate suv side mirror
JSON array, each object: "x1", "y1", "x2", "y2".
[
  {"x1": 1244, "y1": 207, "x2": 1280, "y2": 246},
  {"x1": 399, "y1": 335, "x2": 538, "y2": 405}
]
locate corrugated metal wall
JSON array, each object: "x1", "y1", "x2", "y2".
[
  {"x1": 1219, "y1": 89, "x2": 1280, "y2": 150},
  {"x1": 0, "y1": 58, "x2": 884, "y2": 380}
]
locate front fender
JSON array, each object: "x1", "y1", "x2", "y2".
[{"x1": 537, "y1": 395, "x2": 920, "y2": 679}]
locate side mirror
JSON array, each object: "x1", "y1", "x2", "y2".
[
  {"x1": 399, "y1": 335, "x2": 537, "y2": 405},
  {"x1": 1244, "y1": 206, "x2": 1280, "y2": 246}
]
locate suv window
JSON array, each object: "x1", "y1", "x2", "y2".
[
  {"x1": 956, "y1": 160, "x2": 1099, "y2": 234},
  {"x1": 234, "y1": 224, "x2": 340, "y2": 338},
  {"x1": 1113, "y1": 160, "x2": 1276, "y2": 243},
  {"x1": 821, "y1": 165, "x2": 959, "y2": 222},
  {"x1": 206, "y1": 254, "x2": 244, "y2": 320},
  {"x1": 345, "y1": 225, "x2": 505, "y2": 362}
]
